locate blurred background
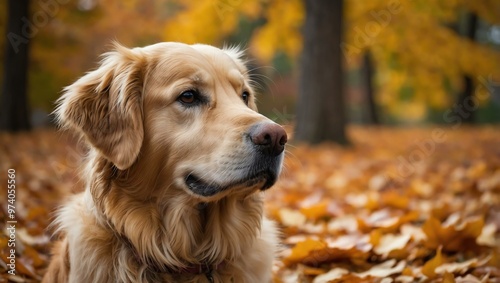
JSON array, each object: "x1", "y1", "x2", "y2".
[
  {"x1": 2, "y1": 1, "x2": 500, "y2": 282},
  {"x1": 1, "y1": 0, "x2": 500, "y2": 144}
]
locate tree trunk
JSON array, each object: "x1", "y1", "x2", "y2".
[
  {"x1": 456, "y1": 12, "x2": 477, "y2": 124},
  {"x1": 294, "y1": 0, "x2": 347, "y2": 144},
  {"x1": 1, "y1": 0, "x2": 31, "y2": 132},
  {"x1": 363, "y1": 51, "x2": 379, "y2": 124}
]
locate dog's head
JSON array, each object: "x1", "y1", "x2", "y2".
[{"x1": 56, "y1": 42, "x2": 287, "y2": 201}]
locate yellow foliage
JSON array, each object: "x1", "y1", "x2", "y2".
[
  {"x1": 250, "y1": 0, "x2": 304, "y2": 61},
  {"x1": 160, "y1": 0, "x2": 498, "y2": 115},
  {"x1": 465, "y1": 0, "x2": 500, "y2": 25},
  {"x1": 162, "y1": 0, "x2": 304, "y2": 61},
  {"x1": 163, "y1": 0, "x2": 264, "y2": 45},
  {"x1": 344, "y1": 0, "x2": 500, "y2": 112}
]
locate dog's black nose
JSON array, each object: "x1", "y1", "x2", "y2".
[{"x1": 248, "y1": 122, "x2": 287, "y2": 156}]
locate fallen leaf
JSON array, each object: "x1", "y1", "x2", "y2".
[
  {"x1": 284, "y1": 239, "x2": 326, "y2": 265},
  {"x1": 327, "y1": 215, "x2": 358, "y2": 233},
  {"x1": 455, "y1": 274, "x2": 489, "y2": 283},
  {"x1": 435, "y1": 255, "x2": 492, "y2": 275},
  {"x1": 279, "y1": 208, "x2": 307, "y2": 227},
  {"x1": 16, "y1": 256, "x2": 42, "y2": 280},
  {"x1": 369, "y1": 174, "x2": 389, "y2": 191},
  {"x1": 422, "y1": 216, "x2": 484, "y2": 251},
  {"x1": 299, "y1": 265, "x2": 325, "y2": 276},
  {"x1": 326, "y1": 234, "x2": 372, "y2": 252},
  {"x1": 443, "y1": 272, "x2": 455, "y2": 283},
  {"x1": 374, "y1": 233, "x2": 411, "y2": 257},
  {"x1": 395, "y1": 275, "x2": 415, "y2": 283},
  {"x1": 421, "y1": 246, "x2": 444, "y2": 278},
  {"x1": 400, "y1": 224, "x2": 427, "y2": 242},
  {"x1": 476, "y1": 223, "x2": 497, "y2": 247},
  {"x1": 355, "y1": 259, "x2": 406, "y2": 278},
  {"x1": 312, "y1": 268, "x2": 348, "y2": 283},
  {"x1": 300, "y1": 201, "x2": 329, "y2": 221}
]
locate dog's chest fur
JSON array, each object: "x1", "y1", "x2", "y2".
[{"x1": 57, "y1": 190, "x2": 275, "y2": 283}]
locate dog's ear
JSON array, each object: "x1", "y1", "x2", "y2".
[
  {"x1": 223, "y1": 45, "x2": 247, "y2": 69},
  {"x1": 55, "y1": 43, "x2": 146, "y2": 170}
]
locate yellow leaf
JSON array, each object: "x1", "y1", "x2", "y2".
[
  {"x1": 421, "y1": 246, "x2": 444, "y2": 279},
  {"x1": 284, "y1": 239, "x2": 327, "y2": 265},
  {"x1": 443, "y1": 272, "x2": 455, "y2": 283},
  {"x1": 300, "y1": 201, "x2": 329, "y2": 221},
  {"x1": 422, "y1": 216, "x2": 484, "y2": 251}
]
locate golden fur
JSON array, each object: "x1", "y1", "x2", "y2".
[{"x1": 43, "y1": 42, "x2": 285, "y2": 283}]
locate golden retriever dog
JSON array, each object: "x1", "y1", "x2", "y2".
[{"x1": 43, "y1": 42, "x2": 287, "y2": 283}]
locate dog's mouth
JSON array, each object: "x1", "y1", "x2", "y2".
[{"x1": 185, "y1": 170, "x2": 277, "y2": 198}]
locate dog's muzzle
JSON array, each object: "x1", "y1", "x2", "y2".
[{"x1": 186, "y1": 122, "x2": 287, "y2": 197}]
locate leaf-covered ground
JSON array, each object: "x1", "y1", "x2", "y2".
[{"x1": 1, "y1": 127, "x2": 499, "y2": 282}]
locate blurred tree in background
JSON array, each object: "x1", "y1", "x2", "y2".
[
  {"x1": 1, "y1": 0, "x2": 499, "y2": 142},
  {"x1": 1, "y1": 0, "x2": 167, "y2": 129},
  {"x1": 294, "y1": 0, "x2": 347, "y2": 144},
  {"x1": 1, "y1": 0, "x2": 30, "y2": 131}
]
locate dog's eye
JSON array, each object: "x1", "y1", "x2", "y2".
[
  {"x1": 242, "y1": 91, "x2": 250, "y2": 105},
  {"x1": 178, "y1": 90, "x2": 199, "y2": 105}
]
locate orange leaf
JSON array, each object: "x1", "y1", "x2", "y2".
[
  {"x1": 16, "y1": 256, "x2": 41, "y2": 280},
  {"x1": 422, "y1": 216, "x2": 484, "y2": 251},
  {"x1": 443, "y1": 272, "x2": 455, "y2": 283},
  {"x1": 284, "y1": 239, "x2": 326, "y2": 265},
  {"x1": 300, "y1": 201, "x2": 329, "y2": 221},
  {"x1": 422, "y1": 246, "x2": 445, "y2": 279},
  {"x1": 370, "y1": 229, "x2": 383, "y2": 246}
]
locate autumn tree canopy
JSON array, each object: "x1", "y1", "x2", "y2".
[{"x1": 164, "y1": 0, "x2": 500, "y2": 121}]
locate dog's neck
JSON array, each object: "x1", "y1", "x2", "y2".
[
  {"x1": 88, "y1": 155, "x2": 264, "y2": 272},
  {"x1": 197, "y1": 202, "x2": 209, "y2": 230}
]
